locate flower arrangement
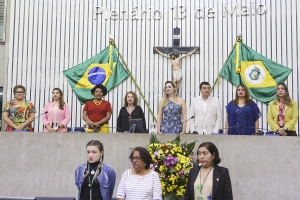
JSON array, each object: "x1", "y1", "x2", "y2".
[{"x1": 147, "y1": 135, "x2": 196, "y2": 200}]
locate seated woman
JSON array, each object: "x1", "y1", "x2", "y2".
[
  {"x1": 157, "y1": 81, "x2": 187, "y2": 134},
  {"x1": 184, "y1": 142, "x2": 233, "y2": 200},
  {"x1": 117, "y1": 91, "x2": 146, "y2": 132},
  {"x1": 117, "y1": 147, "x2": 162, "y2": 200},
  {"x1": 267, "y1": 83, "x2": 299, "y2": 136},
  {"x1": 42, "y1": 88, "x2": 70, "y2": 132},
  {"x1": 83, "y1": 84, "x2": 112, "y2": 133},
  {"x1": 2, "y1": 85, "x2": 36, "y2": 132},
  {"x1": 225, "y1": 84, "x2": 261, "y2": 135}
]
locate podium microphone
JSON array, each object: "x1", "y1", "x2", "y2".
[
  {"x1": 34, "y1": 111, "x2": 48, "y2": 120},
  {"x1": 182, "y1": 116, "x2": 194, "y2": 123},
  {"x1": 129, "y1": 124, "x2": 136, "y2": 133}
]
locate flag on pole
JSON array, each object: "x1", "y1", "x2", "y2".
[
  {"x1": 219, "y1": 36, "x2": 292, "y2": 104},
  {"x1": 63, "y1": 42, "x2": 129, "y2": 104}
]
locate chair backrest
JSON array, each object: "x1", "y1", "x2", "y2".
[
  {"x1": 74, "y1": 127, "x2": 85, "y2": 132},
  {"x1": 0, "y1": 197, "x2": 34, "y2": 200},
  {"x1": 35, "y1": 197, "x2": 75, "y2": 200}
]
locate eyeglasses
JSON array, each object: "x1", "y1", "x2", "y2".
[
  {"x1": 131, "y1": 156, "x2": 142, "y2": 162},
  {"x1": 15, "y1": 91, "x2": 24, "y2": 94}
]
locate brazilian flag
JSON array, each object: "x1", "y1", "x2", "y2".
[
  {"x1": 219, "y1": 36, "x2": 292, "y2": 104},
  {"x1": 63, "y1": 43, "x2": 129, "y2": 104}
]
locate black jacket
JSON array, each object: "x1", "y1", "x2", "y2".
[{"x1": 184, "y1": 165, "x2": 233, "y2": 200}]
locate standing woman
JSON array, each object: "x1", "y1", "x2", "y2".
[
  {"x1": 75, "y1": 140, "x2": 116, "y2": 200},
  {"x1": 184, "y1": 142, "x2": 233, "y2": 200},
  {"x1": 117, "y1": 147, "x2": 162, "y2": 200},
  {"x1": 83, "y1": 84, "x2": 112, "y2": 133},
  {"x1": 42, "y1": 88, "x2": 71, "y2": 132},
  {"x1": 157, "y1": 81, "x2": 187, "y2": 134},
  {"x1": 267, "y1": 83, "x2": 299, "y2": 136},
  {"x1": 225, "y1": 84, "x2": 261, "y2": 135},
  {"x1": 2, "y1": 85, "x2": 36, "y2": 132},
  {"x1": 117, "y1": 91, "x2": 146, "y2": 132}
]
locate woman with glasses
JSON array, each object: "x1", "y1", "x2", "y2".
[
  {"x1": 117, "y1": 147, "x2": 162, "y2": 200},
  {"x1": 2, "y1": 85, "x2": 36, "y2": 132},
  {"x1": 184, "y1": 142, "x2": 233, "y2": 200}
]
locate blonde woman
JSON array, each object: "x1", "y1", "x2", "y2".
[
  {"x1": 157, "y1": 81, "x2": 187, "y2": 134},
  {"x1": 267, "y1": 83, "x2": 298, "y2": 136}
]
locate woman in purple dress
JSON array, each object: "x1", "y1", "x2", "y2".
[{"x1": 225, "y1": 84, "x2": 261, "y2": 135}]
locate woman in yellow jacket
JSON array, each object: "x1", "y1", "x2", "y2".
[{"x1": 268, "y1": 83, "x2": 299, "y2": 136}]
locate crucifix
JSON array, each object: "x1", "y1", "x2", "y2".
[{"x1": 153, "y1": 27, "x2": 200, "y2": 92}]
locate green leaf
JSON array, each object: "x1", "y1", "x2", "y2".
[
  {"x1": 186, "y1": 141, "x2": 196, "y2": 154},
  {"x1": 150, "y1": 134, "x2": 160, "y2": 144},
  {"x1": 164, "y1": 192, "x2": 176, "y2": 200},
  {"x1": 170, "y1": 135, "x2": 180, "y2": 145},
  {"x1": 163, "y1": 192, "x2": 184, "y2": 200}
]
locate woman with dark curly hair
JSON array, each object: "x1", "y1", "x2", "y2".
[
  {"x1": 117, "y1": 91, "x2": 146, "y2": 132},
  {"x1": 184, "y1": 142, "x2": 233, "y2": 200},
  {"x1": 2, "y1": 85, "x2": 36, "y2": 132},
  {"x1": 83, "y1": 84, "x2": 112, "y2": 133},
  {"x1": 117, "y1": 147, "x2": 162, "y2": 200}
]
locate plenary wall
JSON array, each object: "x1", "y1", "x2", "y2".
[{"x1": 2, "y1": 0, "x2": 300, "y2": 132}]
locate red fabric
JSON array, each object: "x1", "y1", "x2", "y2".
[
  {"x1": 278, "y1": 100, "x2": 285, "y2": 127},
  {"x1": 83, "y1": 100, "x2": 112, "y2": 127}
]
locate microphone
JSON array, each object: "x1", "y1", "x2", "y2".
[
  {"x1": 182, "y1": 116, "x2": 194, "y2": 123},
  {"x1": 222, "y1": 125, "x2": 270, "y2": 135},
  {"x1": 128, "y1": 124, "x2": 136, "y2": 133},
  {"x1": 222, "y1": 125, "x2": 247, "y2": 129},
  {"x1": 33, "y1": 111, "x2": 48, "y2": 120}
]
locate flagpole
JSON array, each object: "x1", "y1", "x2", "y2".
[{"x1": 110, "y1": 39, "x2": 157, "y2": 122}]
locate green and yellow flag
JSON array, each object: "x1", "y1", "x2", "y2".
[
  {"x1": 219, "y1": 36, "x2": 292, "y2": 104},
  {"x1": 63, "y1": 43, "x2": 129, "y2": 104}
]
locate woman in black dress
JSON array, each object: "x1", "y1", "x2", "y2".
[{"x1": 117, "y1": 91, "x2": 146, "y2": 132}]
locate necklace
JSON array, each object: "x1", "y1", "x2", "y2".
[
  {"x1": 199, "y1": 167, "x2": 213, "y2": 199},
  {"x1": 94, "y1": 99, "x2": 102, "y2": 105},
  {"x1": 90, "y1": 165, "x2": 98, "y2": 175}
]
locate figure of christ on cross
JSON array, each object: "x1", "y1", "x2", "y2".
[{"x1": 154, "y1": 47, "x2": 198, "y2": 92}]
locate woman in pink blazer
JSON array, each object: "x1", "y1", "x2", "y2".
[{"x1": 42, "y1": 88, "x2": 71, "y2": 132}]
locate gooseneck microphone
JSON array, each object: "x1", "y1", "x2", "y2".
[
  {"x1": 222, "y1": 125, "x2": 270, "y2": 135},
  {"x1": 181, "y1": 116, "x2": 194, "y2": 123},
  {"x1": 33, "y1": 111, "x2": 49, "y2": 120}
]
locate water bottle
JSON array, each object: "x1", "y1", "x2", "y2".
[{"x1": 150, "y1": 122, "x2": 156, "y2": 134}]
